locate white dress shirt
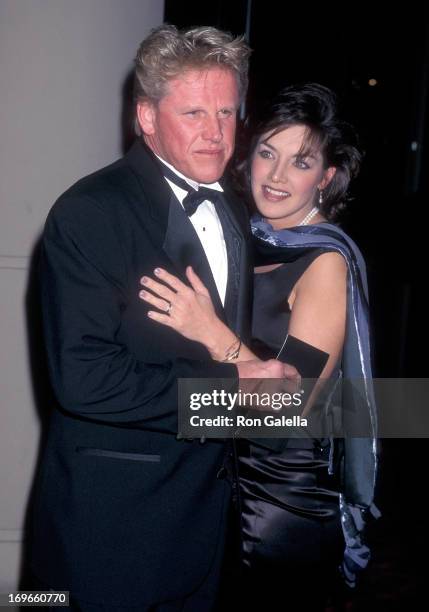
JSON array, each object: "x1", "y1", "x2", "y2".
[{"x1": 156, "y1": 155, "x2": 228, "y2": 305}]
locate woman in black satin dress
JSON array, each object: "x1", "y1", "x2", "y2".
[{"x1": 139, "y1": 84, "x2": 379, "y2": 610}]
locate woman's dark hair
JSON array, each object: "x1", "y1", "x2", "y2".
[{"x1": 235, "y1": 83, "x2": 362, "y2": 220}]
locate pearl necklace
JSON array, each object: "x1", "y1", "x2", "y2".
[{"x1": 299, "y1": 206, "x2": 319, "y2": 226}]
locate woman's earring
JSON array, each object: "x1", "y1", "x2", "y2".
[{"x1": 318, "y1": 189, "x2": 324, "y2": 205}]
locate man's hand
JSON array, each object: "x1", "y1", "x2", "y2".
[
  {"x1": 236, "y1": 359, "x2": 302, "y2": 412},
  {"x1": 237, "y1": 358, "x2": 300, "y2": 382}
]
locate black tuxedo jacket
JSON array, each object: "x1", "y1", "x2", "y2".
[{"x1": 30, "y1": 141, "x2": 252, "y2": 606}]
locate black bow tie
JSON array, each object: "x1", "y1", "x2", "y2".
[
  {"x1": 183, "y1": 186, "x2": 221, "y2": 217},
  {"x1": 159, "y1": 160, "x2": 220, "y2": 217}
]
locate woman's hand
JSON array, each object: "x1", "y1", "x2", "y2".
[
  {"x1": 139, "y1": 266, "x2": 236, "y2": 357},
  {"x1": 139, "y1": 267, "x2": 298, "y2": 374}
]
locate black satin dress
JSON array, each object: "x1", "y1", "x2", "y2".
[{"x1": 237, "y1": 251, "x2": 344, "y2": 610}]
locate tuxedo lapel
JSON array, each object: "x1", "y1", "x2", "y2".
[
  {"x1": 215, "y1": 194, "x2": 241, "y2": 328},
  {"x1": 124, "y1": 140, "x2": 226, "y2": 322},
  {"x1": 162, "y1": 196, "x2": 226, "y2": 321},
  {"x1": 124, "y1": 140, "x2": 171, "y2": 243},
  {"x1": 218, "y1": 184, "x2": 252, "y2": 338},
  {"x1": 124, "y1": 140, "x2": 251, "y2": 336}
]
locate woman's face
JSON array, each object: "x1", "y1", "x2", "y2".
[{"x1": 250, "y1": 124, "x2": 336, "y2": 229}]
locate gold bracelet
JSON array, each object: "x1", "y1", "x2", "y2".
[{"x1": 223, "y1": 336, "x2": 242, "y2": 361}]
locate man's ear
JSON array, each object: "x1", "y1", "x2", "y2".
[
  {"x1": 319, "y1": 166, "x2": 337, "y2": 190},
  {"x1": 136, "y1": 100, "x2": 157, "y2": 135}
]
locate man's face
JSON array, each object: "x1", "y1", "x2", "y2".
[{"x1": 137, "y1": 68, "x2": 240, "y2": 184}]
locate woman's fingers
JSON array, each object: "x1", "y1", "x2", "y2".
[
  {"x1": 139, "y1": 268, "x2": 215, "y2": 344},
  {"x1": 139, "y1": 289, "x2": 171, "y2": 313},
  {"x1": 147, "y1": 310, "x2": 175, "y2": 327},
  {"x1": 140, "y1": 275, "x2": 176, "y2": 301},
  {"x1": 153, "y1": 268, "x2": 187, "y2": 292},
  {"x1": 186, "y1": 266, "x2": 210, "y2": 296}
]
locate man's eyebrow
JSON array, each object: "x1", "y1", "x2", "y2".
[{"x1": 177, "y1": 106, "x2": 203, "y2": 114}]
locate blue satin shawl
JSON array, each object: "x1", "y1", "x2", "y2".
[{"x1": 251, "y1": 215, "x2": 381, "y2": 587}]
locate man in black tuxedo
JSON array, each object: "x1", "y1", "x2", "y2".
[{"x1": 30, "y1": 25, "x2": 290, "y2": 611}]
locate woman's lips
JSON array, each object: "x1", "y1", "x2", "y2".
[{"x1": 262, "y1": 185, "x2": 291, "y2": 201}]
